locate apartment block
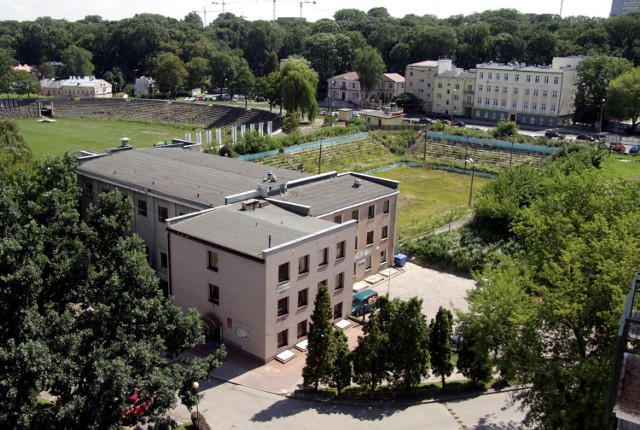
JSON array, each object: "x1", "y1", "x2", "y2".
[
  {"x1": 327, "y1": 72, "x2": 406, "y2": 108},
  {"x1": 472, "y1": 57, "x2": 583, "y2": 127},
  {"x1": 610, "y1": 0, "x2": 640, "y2": 16},
  {"x1": 432, "y1": 69, "x2": 476, "y2": 119},
  {"x1": 404, "y1": 59, "x2": 454, "y2": 113}
]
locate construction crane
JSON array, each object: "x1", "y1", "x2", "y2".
[
  {"x1": 212, "y1": 0, "x2": 258, "y2": 15},
  {"x1": 192, "y1": 5, "x2": 215, "y2": 26},
  {"x1": 299, "y1": 0, "x2": 316, "y2": 19}
]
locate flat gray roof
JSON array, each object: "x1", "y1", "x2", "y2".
[
  {"x1": 77, "y1": 148, "x2": 310, "y2": 208},
  {"x1": 168, "y1": 203, "x2": 337, "y2": 258},
  {"x1": 273, "y1": 173, "x2": 398, "y2": 217}
]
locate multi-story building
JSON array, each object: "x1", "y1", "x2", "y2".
[
  {"x1": 77, "y1": 145, "x2": 399, "y2": 361},
  {"x1": 432, "y1": 69, "x2": 476, "y2": 119},
  {"x1": 471, "y1": 57, "x2": 583, "y2": 127},
  {"x1": 327, "y1": 72, "x2": 406, "y2": 108},
  {"x1": 40, "y1": 76, "x2": 112, "y2": 98},
  {"x1": 168, "y1": 202, "x2": 356, "y2": 363},
  {"x1": 610, "y1": 0, "x2": 640, "y2": 16},
  {"x1": 404, "y1": 59, "x2": 454, "y2": 113}
]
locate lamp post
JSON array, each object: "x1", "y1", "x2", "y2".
[
  {"x1": 467, "y1": 158, "x2": 476, "y2": 207},
  {"x1": 599, "y1": 98, "x2": 606, "y2": 139},
  {"x1": 509, "y1": 134, "x2": 515, "y2": 166},
  {"x1": 192, "y1": 381, "x2": 200, "y2": 430}
]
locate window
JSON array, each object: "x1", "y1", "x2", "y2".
[
  {"x1": 336, "y1": 272, "x2": 345, "y2": 290},
  {"x1": 366, "y1": 231, "x2": 374, "y2": 245},
  {"x1": 512, "y1": 101, "x2": 517, "y2": 108},
  {"x1": 383, "y1": 199, "x2": 390, "y2": 214},
  {"x1": 368, "y1": 205, "x2": 375, "y2": 219},
  {"x1": 523, "y1": 102, "x2": 529, "y2": 109},
  {"x1": 485, "y1": 98, "x2": 490, "y2": 105},
  {"x1": 158, "y1": 206, "x2": 168, "y2": 223},
  {"x1": 208, "y1": 251, "x2": 219, "y2": 271},
  {"x1": 493, "y1": 99, "x2": 498, "y2": 106},
  {"x1": 551, "y1": 104, "x2": 556, "y2": 112},
  {"x1": 381, "y1": 225, "x2": 389, "y2": 240},
  {"x1": 552, "y1": 91, "x2": 558, "y2": 98},
  {"x1": 436, "y1": 93, "x2": 442, "y2": 100},
  {"x1": 297, "y1": 321, "x2": 307, "y2": 338},
  {"x1": 501, "y1": 100, "x2": 507, "y2": 107},
  {"x1": 85, "y1": 183, "x2": 94, "y2": 198},
  {"x1": 437, "y1": 82, "x2": 443, "y2": 88},
  {"x1": 553, "y1": 77, "x2": 559, "y2": 84},
  {"x1": 544, "y1": 76, "x2": 549, "y2": 84},
  {"x1": 318, "y1": 279, "x2": 327, "y2": 289},
  {"x1": 541, "y1": 104, "x2": 546, "y2": 111},
  {"x1": 336, "y1": 241, "x2": 346, "y2": 259},
  {"x1": 298, "y1": 255, "x2": 309, "y2": 275},
  {"x1": 488, "y1": 72, "x2": 493, "y2": 80},
  {"x1": 380, "y1": 249, "x2": 387, "y2": 264},
  {"x1": 478, "y1": 84, "x2": 483, "y2": 91},
  {"x1": 496, "y1": 73, "x2": 500, "y2": 80},
  {"x1": 526, "y1": 74, "x2": 531, "y2": 82},
  {"x1": 137, "y1": 199, "x2": 147, "y2": 216},
  {"x1": 160, "y1": 252, "x2": 167, "y2": 269},
  {"x1": 534, "y1": 75, "x2": 540, "y2": 83},
  {"x1": 355, "y1": 236, "x2": 358, "y2": 250},
  {"x1": 533, "y1": 89, "x2": 538, "y2": 97},
  {"x1": 278, "y1": 262, "x2": 289, "y2": 283},
  {"x1": 333, "y1": 302, "x2": 343, "y2": 319},
  {"x1": 532, "y1": 102, "x2": 537, "y2": 110},
  {"x1": 277, "y1": 297, "x2": 289, "y2": 317},
  {"x1": 503, "y1": 87, "x2": 507, "y2": 94},
  {"x1": 486, "y1": 86, "x2": 491, "y2": 93},
  {"x1": 333, "y1": 214, "x2": 342, "y2": 223},
  {"x1": 318, "y1": 248, "x2": 328, "y2": 266},
  {"x1": 494, "y1": 86, "x2": 499, "y2": 93},
  {"x1": 525, "y1": 89, "x2": 530, "y2": 96},
  {"x1": 365, "y1": 255, "x2": 372, "y2": 270},
  {"x1": 208, "y1": 284, "x2": 220, "y2": 305},
  {"x1": 351, "y1": 210, "x2": 359, "y2": 222},
  {"x1": 277, "y1": 329, "x2": 288, "y2": 348},
  {"x1": 477, "y1": 97, "x2": 482, "y2": 104},
  {"x1": 436, "y1": 103, "x2": 442, "y2": 110},
  {"x1": 504, "y1": 73, "x2": 509, "y2": 81},
  {"x1": 298, "y1": 288, "x2": 308, "y2": 307},
  {"x1": 479, "y1": 72, "x2": 484, "y2": 79},
  {"x1": 513, "y1": 88, "x2": 518, "y2": 95},
  {"x1": 515, "y1": 74, "x2": 520, "y2": 82}
]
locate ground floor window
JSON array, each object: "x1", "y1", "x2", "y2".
[
  {"x1": 297, "y1": 320, "x2": 307, "y2": 338},
  {"x1": 333, "y1": 302, "x2": 343, "y2": 319},
  {"x1": 277, "y1": 329, "x2": 288, "y2": 348}
]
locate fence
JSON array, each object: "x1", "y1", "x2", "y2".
[
  {"x1": 427, "y1": 131, "x2": 558, "y2": 155},
  {"x1": 235, "y1": 132, "x2": 369, "y2": 161}
]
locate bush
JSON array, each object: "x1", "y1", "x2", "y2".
[{"x1": 191, "y1": 411, "x2": 212, "y2": 430}]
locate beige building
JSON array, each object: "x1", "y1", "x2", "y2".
[
  {"x1": 168, "y1": 203, "x2": 356, "y2": 362},
  {"x1": 432, "y1": 70, "x2": 476, "y2": 119},
  {"x1": 404, "y1": 59, "x2": 454, "y2": 113},
  {"x1": 77, "y1": 145, "x2": 399, "y2": 361},
  {"x1": 472, "y1": 57, "x2": 583, "y2": 127},
  {"x1": 327, "y1": 72, "x2": 406, "y2": 108},
  {"x1": 40, "y1": 76, "x2": 112, "y2": 98}
]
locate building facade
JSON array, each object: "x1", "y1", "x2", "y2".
[
  {"x1": 404, "y1": 59, "x2": 454, "y2": 113},
  {"x1": 610, "y1": 0, "x2": 640, "y2": 16},
  {"x1": 40, "y1": 76, "x2": 112, "y2": 98},
  {"x1": 327, "y1": 72, "x2": 406, "y2": 108},
  {"x1": 168, "y1": 203, "x2": 356, "y2": 363},
  {"x1": 471, "y1": 57, "x2": 583, "y2": 127},
  {"x1": 432, "y1": 70, "x2": 476, "y2": 119}
]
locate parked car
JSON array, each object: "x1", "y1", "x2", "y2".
[
  {"x1": 441, "y1": 119, "x2": 452, "y2": 126},
  {"x1": 328, "y1": 111, "x2": 339, "y2": 117},
  {"x1": 545, "y1": 131, "x2": 565, "y2": 139},
  {"x1": 452, "y1": 120, "x2": 466, "y2": 127},
  {"x1": 351, "y1": 289, "x2": 379, "y2": 317},
  {"x1": 610, "y1": 143, "x2": 626, "y2": 153},
  {"x1": 576, "y1": 134, "x2": 596, "y2": 141},
  {"x1": 629, "y1": 145, "x2": 640, "y2": 154},
  {"x1": 419, "y1": 117, "x2": 434, "y2": 124}
]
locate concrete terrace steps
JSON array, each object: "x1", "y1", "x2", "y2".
[{"x1": 423, "y1": 140, "x2": 548, "y2": 169}]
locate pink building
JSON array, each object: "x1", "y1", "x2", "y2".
[{"x1": 327, "y1": 72, "x2": 406, "y2": 108}]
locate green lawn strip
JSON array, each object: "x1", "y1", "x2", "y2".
[
  {"x1": 15, "y1": 117, "x2": 188, "y2": 159},
  {"x1": 599, "y1": 153, "x2": 640, "y2": 180}
]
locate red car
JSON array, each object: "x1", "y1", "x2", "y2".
[{"x1": 610, "y1": 143, "x2": 626, "y2": 153}]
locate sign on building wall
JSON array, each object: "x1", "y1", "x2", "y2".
[
  {"x1": 236, "y1": 327, "x2": 250, "y2": 341},
  {"x1": 276, "y1": 282, "x2": 291, "y2": 293}
]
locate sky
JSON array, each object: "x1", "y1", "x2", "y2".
[{"x1": 0, "y1": 0, "x2": 611, "y2": 23}]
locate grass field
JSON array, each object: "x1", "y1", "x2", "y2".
[
  {"x1": 374, "y1": 166, "x2": 490, "y2": 240},
  {"x1": 15, "y1": 117, "x2": 189, "y2": 158},
  {"x1": 600, "y1": 153, "x2": 640, "y2": 180}
]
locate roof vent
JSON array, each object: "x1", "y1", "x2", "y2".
[
  {"x1": 120, "y1": 137, "x2": 130, "y2": 147},
  {"x1": 353, "y1": 179, "x2": 362, "y2": 188}
]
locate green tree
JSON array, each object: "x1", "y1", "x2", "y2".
[
  {"x1": 328, "y1": 330, "x2": 352, "y2": 396},
  {"x1": 102, "y1": 67, "x2": 125, "y2": 95},
  {"x1": 231, "y1": 58, "x2": 255, "y2": 108},
  {"x1": 606, "y1": 67, "x2": 640, "y2": 133},
  {"x1": 208, "y1": 51, "x2": 236, "y2": 97},
  {"x1": 280, "y1": 57, "x2": 318, "y2": 122},
  {"x1": 61, "y1": 45, "x2": 95, "y2": 76},
  {"x1": 455, "y1": 323, "x2": 493, "y2": 386},
  {"x1": 0, "y1": 119, "x2": 32, "y2": 166},
  {"x1": 282, "y1": 113, "x2": 300, "y2": 134},
  {"x1": 254, "y1": 71, "x2": 282, "y2": 112},
  {"x1": 429, "y1": 307, "x2": 454, "y2": 388},
  {"x1": 353, "y1": 313, "x2": 388, "y2": 398},
  {"x1": 492, "y1": 120, "x2": 518, "y2": 140},
  {"x1": 154, "y1": 52, "x2": 188, "y2": 97},
  {"x1": 386, "y1": 297, "x2": 430, "y2": 390},
  {"x1": 353, "y1": 45, "x2": 385, "y2": 108},
  {"x1": 242, "y1": 20, "x2": 284, "y2": 76},
  {"x1": 573, "y1": 56, "x2": 633, "y2": 125},
  {"x1": 185, "y1": 56, "x2": 210, "y2": 90},
  {"x1": 10, "y1": 70, "x2": 41, "y2": 98},
  {"x1": 302, "y1": 284, "x2": 335, "y2": 391}
]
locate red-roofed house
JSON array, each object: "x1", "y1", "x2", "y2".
[{"x1": 327, "y1": 72, "x2": 405, "y2": 108}]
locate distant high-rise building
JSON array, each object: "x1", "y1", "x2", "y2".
[{"x1": 610, "y1": 0, "x2": 640, "y2": 16}]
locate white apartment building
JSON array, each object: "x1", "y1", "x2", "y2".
[
  {"x1": 432, "y1": 69, "x2": 476, "y2": 119},
  {"x1": 472, "y1": 57, "x2": 583, "y2": 127},
  {"x1": 404, "y1": 59, "x2": 454, "y2": 113}
]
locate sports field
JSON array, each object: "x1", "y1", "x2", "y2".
[{"x1": 14, "y1": 117, "x2": 189, "y2": 158}]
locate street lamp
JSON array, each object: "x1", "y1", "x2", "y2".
[
  {"x1": 599, "y1": 98, "x2": 606, "y2": 138},
  {"x1": 467, "y1": 158, "x2": 476, "y2": 207},
  {"x1": 509, "y1": 134, "x2": 515, "y2": 166},
  {"x1": 192, "y1": 381, "x2": 200, "y2": 430}
]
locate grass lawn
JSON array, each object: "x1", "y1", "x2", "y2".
[
  {"x1": 599, "y1": 153, "x2": 640, "y2": 180},
  {"x1": 14, "y1": 117, "x2": 189, "y2": 159},
  {"x1": 374, "y1": 165, "x2": 490, "y2": 240}
]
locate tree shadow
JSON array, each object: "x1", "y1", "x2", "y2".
[
  {"x1": 471, "y1": 415, "x2": 523, "y2": 430},
  {"x1": 251, "y1": 396, "x2": 422, "y2": 423}
]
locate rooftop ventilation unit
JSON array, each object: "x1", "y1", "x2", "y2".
[{"x1": 353, "y1": 179, "x2": 362, "y2": 188}]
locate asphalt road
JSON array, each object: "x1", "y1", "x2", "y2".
[{"x1": 179, "y1": 380, "x2": 525, "y2": 430}]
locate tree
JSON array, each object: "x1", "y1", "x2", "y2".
[
  {"x1": 455, "y1": 323, "x2": 493, "y2": 386},
  {"x1": 0, "y1": 119, "x2": 32, "y2": 166},
  {"x1": 153, "y1": 52, "x2": 188, "y2": 97},
  {"x1": 352, "y1": 313, "x2": 388, "y2": 398},
  {"x1": 573, "y1": 56, "x2": 633, "y2": 125},
  {"x1": 328, "y1": 330, "x2": 352, "y2": 396},
  {"x1": 607, "y1": 67, "x2": 640, "y2": 133},
  {"x1": 386, "y1": 297, "x2": 430, "y2": 390},
  {"x1": 280, "y1": 58, "x2": 318, "y2": 122},
  {"x1": 242, "y1": 20, "x2": 283, "y2": 76},
  {"x1": 254, "y1": 71, "x2": 281, "y2": 112},
  {"x1": 10, "y1": 70, "x2": 41, "y2": 98},
  {"x1": 492, "y1": 120, "x2": 518, "y2": 140},
  {"x1": 102, "y1": 67, "x2": 125, "y2": 95},
  {"x1": 353, "y1": 45, "x2": 385, "y2": 108},
  {"x1": 429, "y1": 307, "x2": 454, "y2": 388},
  {"x1": 208, "y1": 51, "x2": 236, "y2": 97},
  {"x1": 230, "y1": 58, "x2": 255, "y2": 108},
  {"x1": 302, "y1": 284, "x2": 335, "y2": 391},
  {"x1": 61, "y1": 45, "x2": 95, "y2": 76},
  {"x1": 185, "y1": 56, "x2": 210, "y2": 90}
]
